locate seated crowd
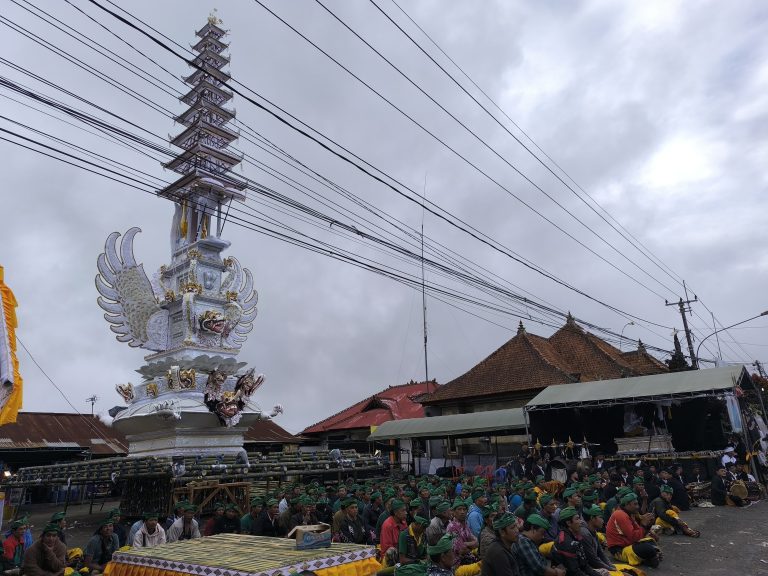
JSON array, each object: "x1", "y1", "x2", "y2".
[{"x1": 1, "y1": 452, "x2": 752, "y2": 576}]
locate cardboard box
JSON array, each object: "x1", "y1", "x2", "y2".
[{"x1": 286, "y1": 523, "x2": 332, "y2": 550}]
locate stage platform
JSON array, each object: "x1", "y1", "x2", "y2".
[{"x1": 105, "y1": 534, "x2": 380, "y2": 576}]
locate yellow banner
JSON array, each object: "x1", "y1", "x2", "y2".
[{"x1": 0, "y1": 266, "x2": 22, "y2": 425}]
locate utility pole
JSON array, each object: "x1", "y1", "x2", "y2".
[
  {"x1": 755, "y1": 360, "x2": 767, "y2": 380},
  {"x1": 421, "y1": 176, "x2": 429, "y2": 389},
  {"x1": 666, "y1": 283, "x2": 698, "y2": 368}
]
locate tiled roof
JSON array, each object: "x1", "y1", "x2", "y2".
[
  {"x1": 422, "y1": 317, "x2": 667, "y2": 405},
  {"x1": 301, "y1": 380, "x2": 439, "y2": 435},
  {"x1": 621, "y1": 341, "x2": 669, "y2": 375},
  {"x1": 243, "y1": 420, "x2": 302, "y2": 444},
  {"x1": 548, "y1": 321, "x2": 634, "y2": 381},
  {"x1": 0, "y1": 412, "x2": 128, "y2": 455}
]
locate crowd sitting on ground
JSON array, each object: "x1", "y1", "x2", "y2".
[{"x1": 0, "y1": 450, "x2": 757, "y2": 576}]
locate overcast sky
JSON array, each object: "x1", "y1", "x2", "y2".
[{"x1": 1, "y1": 0, "x2": 767, "y2": 435}]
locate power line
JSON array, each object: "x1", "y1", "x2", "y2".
[
  {"x1": 311, "y1": 0, "x2": 681, "y2": 301},
  {"x1": 82, "y1": 0, "x2": 676, "y2": 334},
  {"x1": 16, "y1": 337, "x2": 130, "y2": 452},
  {"x1": 379, "y1": 0, "x2": 689, "y2": 293}
]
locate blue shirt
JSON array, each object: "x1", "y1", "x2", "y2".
[
  {"x1": 467, "y1": 504, "x2": 483, "y2": 539},
  {"x1": 508, "y1": 494, "x2": 523, "y2": 510}
]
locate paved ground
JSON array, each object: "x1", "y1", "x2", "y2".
[
  {"x1": 13, "y1": 499, "x2": 768, "y2": 574},
  {"x1": 653, "y1": 502, "x2": 768, "y2": 575}
]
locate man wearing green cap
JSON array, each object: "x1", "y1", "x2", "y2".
[
  {"x1": 167, "y1": 504, "x2": 201, "y2": 542},
  {"x1": 398, "y1": 516, "x2": 429, "y2": 564},
  {"x1": 214, "y1": 504, "x2": 242, "y2": 535},
  {"x1": 426, "y1": 534, "x2": 455, "y2": 576},
  {"x1": 605, "y1": 493, "x2": 659, "y2": 568},
  {"x1": 426, "y1": 501, "x2": 451, "y2": 546},
  {"x1": 538, "y1": 495, "x2": 559, "y2": 543},
  {"x1": 514, "y1": 491, "x2": 540, "y2": 522},
  {"x1": 477, "y1": 506, "x2": 498, "y2": 560},
  {"x1": 241, "y1": 498, "x2": 264, "y2": 535},
  {"x1": 446, "y1": 499, "x2": 478, "y2": 567},
  {"x1": 480, "y1": 513, "x2": 519, "y2": 576},
  {"x1": 22, "y1": 524, "x2": 65, "y2": 576},
  {"x1": 601, "y1": 487, "x2": 631, "y2": 524},
  {"x1": 203, "y1": 502, "x2": 226, "y2": 536},
  {"x1": 101, "y1": 509, "x2": 126, "y2": 548},
  {"x1": 364, "y1": 491, "x2": 384, "y2": 539},
  {"x1": 2, "y1": 520, "x2": 26, "y2": 573},
  {"x1": 253, "y1": 498, "x2": 283, "y2": 537},
  {"x1": 651, "y1": 485, "x2": 699, "y2": 537},
  {"x1": 467, "y1": 491, "x2": 487, "y2": 539},
  {"x1": 551, "y1": 507, "x2": 598, "y2": 576},
  {"x1": 84, "y1": 518, "x2": 118, "y2": 574},
  {"x1": 49, "y1": 512, "x2": 66, "y2": 546},
  {"x1": 515, "y1": 515, "x2": 565, "y2": 576},
  {"x1": 381, "y1": 499, "x2": 409, "y2": 565},
  {"x1": 337, "y1": 498, "x2": 368, "y2": 544},
  {"x1": 332, "y1": 485, "x2": 349, "y2": 513},
  {"x1": 292, "y1": 496, "x2": 319, "y2": 530},
  {"x1": 579, "y1": 506, "x2": 615, "y2": 574},
  {"x1": 133, "y1": 512, "x2": 166, "y2": 548}
]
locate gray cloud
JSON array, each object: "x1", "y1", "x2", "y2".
[{"x1": 1, "y1": 0, "x2": 767, "y2": 433}]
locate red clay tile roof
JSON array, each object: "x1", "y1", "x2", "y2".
[
  {"x1": 549, "y1": 321, "x2": 634, "y2": 381},
  {"x1": 244, "y1": 420, "x2": 302, "y2": 444},
  {"x1": 0, "y1": 412, "x2": 128, "y2": 455},
  {"x1": 301, "y1": 380, "x2": 439, "y2": 435},
  {"x1": 423, "y1": 317, "x2": 667, "y2": 405},
  {"x1": 621, "y1": 341, "x2": 669, "y2": 375}
]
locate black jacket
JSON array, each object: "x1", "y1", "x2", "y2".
[
  {"x1": 553, "y1": 529, "x2": 602, "y2": 576},
  {"x1": 481, "y1": 537, "x2": 520, "y2": 576},
  {"x1": 666, "y1": 477, "x2": 690, "y2": 510},
  {"x1": 711, "y1": 476, "x2": 727, "y2": 506}
]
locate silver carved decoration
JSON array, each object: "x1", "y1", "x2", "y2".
[{"x1": 95, "y1": 228, "x2": 169, "y2": 351}]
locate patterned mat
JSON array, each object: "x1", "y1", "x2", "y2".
[{"x1": 111, "y1": 534, "x2": 377, "y2": 576}]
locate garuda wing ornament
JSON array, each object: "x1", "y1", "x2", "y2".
[
  {"x1": 221, "y1": 257, "x2": 258, "y2": 349},
  {"x1": 95, "y1": 227, "x2": 169, "y2": 351}
]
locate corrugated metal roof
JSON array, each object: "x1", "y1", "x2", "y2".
[
  {"x1": 367, "y1": 408, "x2": 526, "y2": 440},
  {"x1": 0, "y1": 413, "x2": 299, "y2": 454},
  {"x1": 526, "y1": 365, "x2": 748, "y2": 409},
  {"x1": 0, "y1": 412, "x2": 128, "y2": 455}
]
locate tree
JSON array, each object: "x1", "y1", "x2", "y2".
[{"x1": 666, "y1": 332, "x2": 690, "y2": 372}]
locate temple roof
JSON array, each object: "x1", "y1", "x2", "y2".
[{"x1": 421, "y1": 317, "x2": 668, "y2": 405}]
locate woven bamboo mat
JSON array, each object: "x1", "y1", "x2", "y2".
[{"x1": 112, "y1": 534, "x2": 376, "y2": 576}]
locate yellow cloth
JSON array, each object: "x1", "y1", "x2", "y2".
[
  {"x1": 655, "y1": 508, "x2": 680, "y2": 530},
  {"x1": 538, "y1": 542, "x2": 554, "y2": 558},
  {"x1": 0, "y1": 266, "x2": 22, "y2": 425},
  {"x1": 67, "y1": 548, "x2": 84, "y2": 561},
  {"x1": 106, "y1": 558, "x2": 382, "y2": 576},
  {"x1": 611, "y1": 544, "x2": 642, "y2": 566},
  {"x1": 455, "y1": 561, "x2": 481, "y2": 576},
  {"x1": 596, "y1": 532, "x2": 606, "y2": 546},
  {"x1": 610, "y1": 539, "x2": 656, "y2": 567},
  {"x1": 613, "y1": 564, "x2": 645, "y2": 576}
]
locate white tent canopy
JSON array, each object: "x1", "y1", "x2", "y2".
[
  {"x1": 367, "y1": 408, "x2": 526, "y2": 441},
  {"x1": 525, "y1": 365, "x2": 748, "y2": 411}
]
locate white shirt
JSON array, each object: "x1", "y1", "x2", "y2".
[
  {"x1": 721, "y1": 453, "x2": 737, "y2": 467},
  {"x1": 279, "y1": 497, "x2": 289, "y2": 514},
  {"x1": 133, "y1": 523, "x2": 166, "y2": 548}
]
